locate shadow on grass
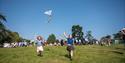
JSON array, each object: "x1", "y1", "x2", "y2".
[
  {"x1": 115, "y1": 47, "x2": 125, "y2": 50},
  {"x1": 64, "y1": 54, "x2": 73, "y2": 61},
  {"x1": 121, "y1": 58, "x2": 125, "y2": 62},
  {"x1": 110, "y1": 51, "x2": 124, "y2": 54},
  {"x1": 64, "y1": 54, "x2": 70, "y2": 59}
]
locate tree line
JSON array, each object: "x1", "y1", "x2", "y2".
[
  {"x1": 0, "y1": 13, "x2": 124, "y2": 46},
  {"x1": 47, "y1": 25, "x2": 124, "y2": 45},
  {"x1": 0, "y1": 14, "x2": 29, "y2": 45}
]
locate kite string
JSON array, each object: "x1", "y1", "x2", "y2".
[{"x1": 48, "y1": 15, "x2": 52, "y2": 23}]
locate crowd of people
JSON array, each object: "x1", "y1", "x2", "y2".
[{"x1": 3, "y1": 41, "x2": 34, "y2": 48}]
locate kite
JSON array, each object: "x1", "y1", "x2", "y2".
[{"x1": 44, "y1": 10, "x2": 52, "y2": 23}]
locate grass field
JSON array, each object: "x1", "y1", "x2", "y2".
[{"x1": 0, "y1": 45, "x2": 125, "y2": 63}]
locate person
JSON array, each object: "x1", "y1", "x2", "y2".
[
  {"x1": 121, "y1": 28, "x2": 125, "y2": 46},
  {"x1": 63, "y1": 32, "x2": 74, "y2": 60},
  {"x1": 35, "y1": 36, "x2": 44, "y2": 56},
  {"x1": 61, "y1": 39, "x2": 64, "y2": 46}
]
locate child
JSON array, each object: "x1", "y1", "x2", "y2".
[
  {"x1": 35, "y1": 36, "x2": 44, "y2": 56},
  {"x1": 64, "y1": 32, "x2": 74, "y2": 60}
]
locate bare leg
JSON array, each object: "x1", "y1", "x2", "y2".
[
  {"x1": 70, "y1": 50, "x2": 73, "y2": 57},
  {"x1": 69, "y1": 50, "x2": 73, "y2": 60}
]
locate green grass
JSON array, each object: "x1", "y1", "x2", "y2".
[{"x1": 0, "y1": 45, "x2": 125, "y2": 63}]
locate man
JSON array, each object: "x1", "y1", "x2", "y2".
[
  {"x1": 64, "y1": 32, "x2": 74, "y2": 60},
  {"x1": 121, "y1": 28, "x2": 125, "y2": 46},
  {"x1": 35, "y1": 36, "x2": 44, "y2": 56}
]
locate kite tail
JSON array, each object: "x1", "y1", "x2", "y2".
[{"x1": 48, "y1": 16, "x2": 52, "y2": 23}]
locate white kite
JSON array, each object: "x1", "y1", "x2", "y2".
[{"x1": 44, "y1": 10, "x2": 52, "y2": 23}]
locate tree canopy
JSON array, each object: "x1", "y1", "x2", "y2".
[
  {"x1": 0, "y1": 13, "x2": 25, "y2": 45},
  {"x1": 47, "y1": 34, "x2": 56, "y2": 44},
  {"x1": 72, "y1": 25, "x2": 84, "y2": 40}
]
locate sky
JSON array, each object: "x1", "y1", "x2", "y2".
[{"x1": 0, "y1": 0, "x2": 125, "y2": 40}]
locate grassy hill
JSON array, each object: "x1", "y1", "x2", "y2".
[{"x1": 0, "y1": 45, "x2": 125, "y2": 63}]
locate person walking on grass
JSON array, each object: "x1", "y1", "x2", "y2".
[
  {"x1": 35, "y1": 36, "x2": 44, "y2": 56},
  {"x1": 63, "y1": 32, "x2": 75, "y2": 60}
]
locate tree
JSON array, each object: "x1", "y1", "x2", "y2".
[
  {"x1": 0, "y1": 13, "x2": 6, "y2": 30},
  {"x1": 47, "y1": 34, "x2": 56, "y2": 44},
  {"x1": 112, "y1": 31, "x2": 125, "y2": 44},
  {"x1": 72, "y1": 25, "x2": 84, "y2": 40},
  {"x1": 9, "y1": 32, "x2": 20, "y2": 42},
  {"x1": 0, "y1": 13, "x2": 24, "y2": 45},
  {"x1": 105, "y1": 35, "x2": 111, "y2": 39},
  {"x1": 0, "y1": 30, "x2": 21, "y2": 44},
  {"x1": 100, "y1": 35, "x2": 112, "y2": 46},
  {"x1": 0, "y1": 14, "x2": 8, "y2": 44},
  {"x1": 113, "y1": 31, "x2": 122, "y2": 40},
  {"x1": 85, "y1": 31, "x2": 93, "y2": 42},
  {"x1": 0, "y1": 14, "x2": 6, "y2": 22}
]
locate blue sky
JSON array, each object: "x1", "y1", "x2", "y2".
[{"x1": 0, "y1": 0, "x2": 125, "y2": 40}]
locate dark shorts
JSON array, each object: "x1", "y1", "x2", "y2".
[{"x1": 66, "y1": 45, "x2": 75, "y2": 51}]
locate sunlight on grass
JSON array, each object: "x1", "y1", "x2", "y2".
[{"x1": 0, "y1": 45, "x2": 125, "y2": 63}]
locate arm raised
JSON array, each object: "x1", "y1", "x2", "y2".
[{"x1": 63, "y1": 32, "x2": 68, "y2": 38}]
